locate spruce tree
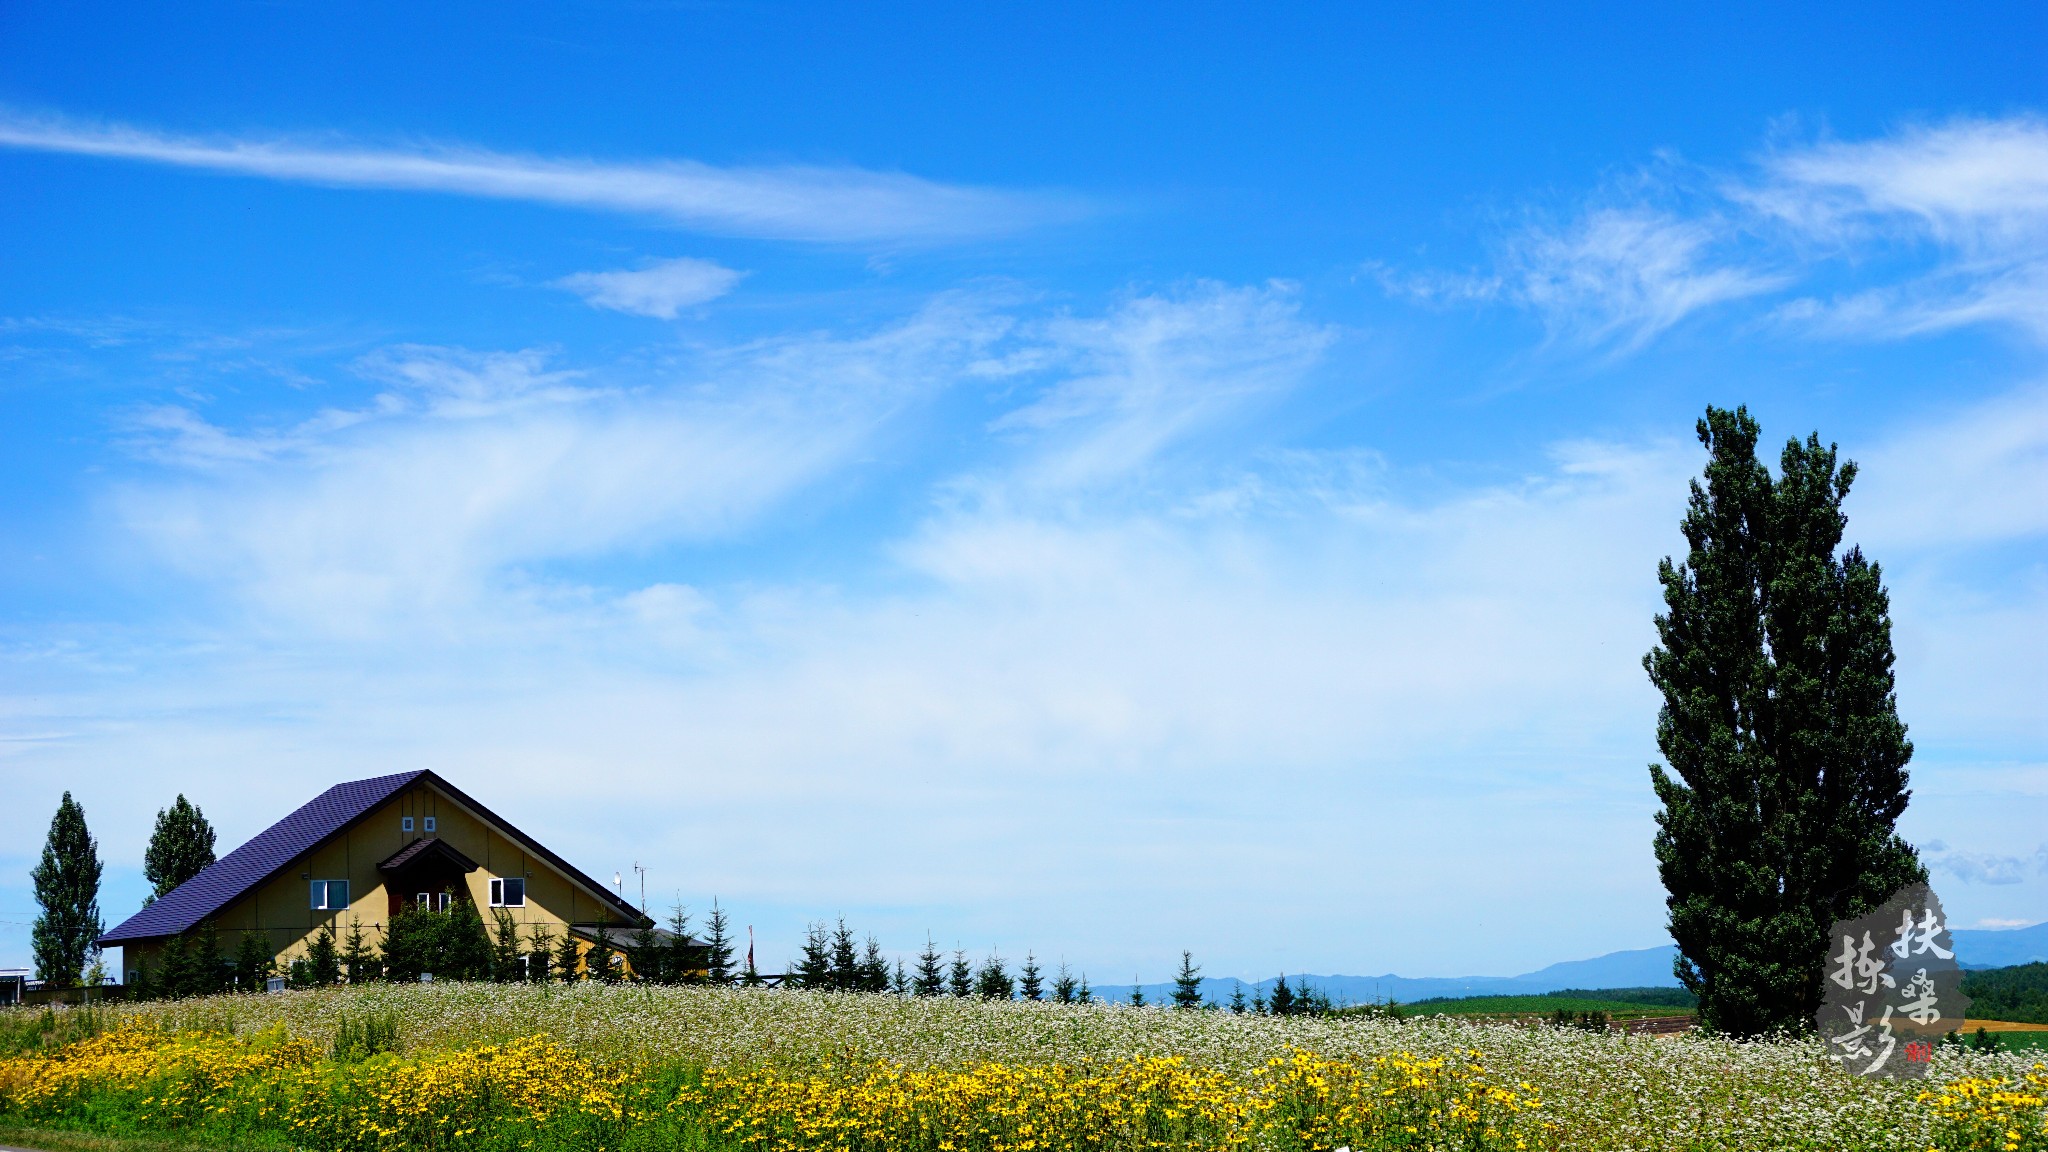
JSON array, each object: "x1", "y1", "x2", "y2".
[
  {"x1": 31, "y1": 792, "x2": 103, "y2": 988},
  {"x1": 829, "y1": 919, "x2": 859, "y2": 991},
  {"x1": 1229, "y1": 985, "x2": 1247, "y2": 1014},
  {"x1": 629, "y1": 920, "x2": 664, "y2": 984},
  {"x1": 192, "y1": 919, "x2": 229, "y2": 993},
  {"x1": 444, "y1": 897, "x2": 494, "y2": 980},
  {"x1": 1648, "y1": 406, "x2": 1925, "y2": 1038},
  {"x1": 527, "y1": 923, "x2": 555, "y2": 983},
  {"x1": 158, "y1": 931, "x2": 193, "y2": 998},
  {"x1": 975, "y1": 952, "x2": 1014, "y2": 1000},
  {"x1": 1052, "y1": 962, "x2": 1077, "y2": 1004},
  {"x1": 235, "y1": 931, "x2": 275, "y2": 993},
  {"x1": 589, "y1": 916, "x2": 619, "y2": 984},
  {"x1": 702, "y1": 900, "x2": 734, "y2": 984},
  {"x1": 857, "y1": 935, "x2": 891, "y2": 993},
  {"x1": 948, "y1": 949, "x2": 973, "y2": 997},
  {"x1": 305, "y1": 923, "x2": 342, "y2": 986},
  {"x1": 553, "y1": 925, "x2": 584, "y2": 983},
  {"x1": 1019, "y1": 952, "x2": 1044, "y2": 1002},
  {"x1": 1128, "y1": 978, "x2": 1146, "y2": 1008},
  {"x1": 667, "y1": 900, "x2": 701, "y2": 984},
  {"x1": 144, "y1": 794, "x2": 217, "y2": 901},
  {"x1": 1268, "y1": 976, "x2": 1295, "y2": 1017},
  {"x1": 1076, "y1": 975, "x2": 1092, "y2": 1004},
  {"x1": 340, "y1": 920, "x2": 377, "y2": 984},
  {"x1": 914, "y1": 936, "x2": 945, "y2": 997},
  {"x1": 1172, "y1": 951, "x2": 1203, "y2": 1009},
  {"x1": 892, "y1": 958, "x2": 910, "y2": 996},
  {"x1": 491, "y1": 909, "x2": 525, "y2": 982},
  {"x1": 796, "y1": 923, "x2": 833, "y2": 990}
]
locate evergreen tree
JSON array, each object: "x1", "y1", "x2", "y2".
[
  {"x1": 491, "y1": 908, "x2": 525, "y2": 982},
  {"x1": 1229, "y1": 985, "x2": 1247, "y2": 1014},
  {"x1": 796, "y1": 923, "x2": 833, "y2": 990},
  {"x1": 126, "y1": 957, "x2": 156, "y2": 1002},
  {"x1": 704, "y1": 899, "x2": 736, "y2": 984},
  {"x1": 1019, "y1": 953, "x2": 1044, "y2": 1002},
  {"x1": 1268, "y1": 976, "x2": 1295, "y2": 1017},
  {"x1": 914, "y1": 936, "x2": 945, "y2": 997},
  {"x1": 1128, "y1": 978, "x2": 1146, "y2": 1008},
  {"x1": 857, "y1": 934, "x2": 891, "y2": 993},
  {"x1": 1076, "y1": 975, "x2": 1092, "y2": 1004},
  {"x1": 444, "y1": 896, "x2": 494, "y2": 980},
  {"x1": 589, "y1": 915, "x2": 619, "y2": 984},
  {"x1": 143, "y1": 794, "x2": 217, "y2": 901},
  {"x1": 553, "y1": 925, "x2": 584, "y2": 983},
  {"x1": 381, "y1": 904, "x2": 432, "y2": 982},
  {"x1": 892, "y1": 959, "x2": 910, "y2": 997},
  {"x1": 975, "y1": 952, "x2": 1014, "y2": 1000},
  {"x1": 629, "y1": 920, "x2": 664, "y2": 983},
  {"x1": 667, "y1": 900, "x2": 701, "y2": 984},
  {"x1": 1172, "y1": 951, "x2": 1203, "y2": 1009},
  {"x1": 340, "y1": 920, "x2": 377, "y2": 984},
  {"x1": 234, "y1": 931, "x2": 275, "y2": 993},
  {"x1": 527, "y1": 923, "x2": 555, "y2": 983},
  {"x1": 1052, "y1": 962, "x2": 1077, "y2": 1005},
  {"x1": 829, "y1": 918, "x2": 859, "y2": 991},
  {"x1": 31, "y1": 792, "x2": 103, "y2": 988},
  {"x1": 1648, "y1": 406, "x2": 1926, "y2": 1038},
  {"x1": 305, "y1": 923, "x2": 342, "y2": 986},
  {"x1": 948, "y1": 950, "x2": 973, "y2": 998},
  {"x1": 158, "y1": 931, "x2": 193, "y2": 998},
  {"x1": 196, "y1": 920, "x2": 230, "y2": 994}
]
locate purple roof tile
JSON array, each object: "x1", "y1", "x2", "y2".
[{"x1": 100, "y1": 771, "x2": 425, "y2": 944}]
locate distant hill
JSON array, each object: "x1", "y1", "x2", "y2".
[
  {"x1": 1090, "y1": 924, "x2": 2048, "y2": 1007},
  {"x1": 1953, "y1": 923, "x2": 2048, "y2": 969},
  {"x1": 1090, "y1": 946, "x2": 1683, "y2": 1007}
]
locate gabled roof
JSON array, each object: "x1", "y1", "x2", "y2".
[
  {"x1": 101, "y1": 771, "x2": 425, "y2": 944},
  {"x1": 378, "y1": 836, "x2": 478, "y2": 874},
  {"x1": 101, "y1": 770, "x2": 647, "y2": 945}
]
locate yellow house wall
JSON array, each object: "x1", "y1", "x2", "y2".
[{"x1": 121, "y1": 779, "x2": 633, "y2": 983}]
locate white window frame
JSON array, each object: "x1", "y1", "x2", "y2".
[
  {"x1": 489, "y1": 877, "x2": 526, "y2": 907},
  {"x1": 415, "y1": 891, "x2": 451, "y2": 912},
  {"x1": 423, "y1": 816, "x2": 437, "y2": 832},
  {"x1": 310, "y1": 879, "x2": 350, "y2": 911},
  {"x1": 402, "y1": 816, "x2": 414, "y2": 833}
]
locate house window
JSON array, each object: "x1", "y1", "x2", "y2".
[
  {"x1": 415, "y1": 892, "x2": 451, "y2": 912},
  {"x1": 423, "y1": 816, "x2": 437, "y2": 833},
  {"x1": 402, "y1": 816, "x2": 414, "y2": 833},
  {"x1": 310, "y1": 879, "x2": 350, "y2": 910},
  {"x1": 489, "y1": 877, "x2": 525, "y2": 907}
]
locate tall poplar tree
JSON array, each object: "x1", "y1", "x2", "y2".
[
  {"x1": 144, "y1": 795, "x2": 217, "y2": 901},
  {"x1": 1648, "y1": 406, "x2": 1924, "y2": 1038},
  {"x1": 31, "y1": 792, "x2": 103, "y2": 988}
]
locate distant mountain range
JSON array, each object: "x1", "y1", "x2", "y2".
[{"x1": 1090, "y1": 922, "x2": 2048, "y2": 1006}]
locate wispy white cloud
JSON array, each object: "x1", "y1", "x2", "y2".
[
  {"x1": 0, "y1": 109, "x2": 1079, "y2": 243},
  {"x1": 115, "y1": 300, "x2": 1016, "y2": 629},
  {"x1": 989, "y1": 283, "x2": 1335, "y2": 493},
  {"x1": 1508, "y1": 208, "x2": 1786, "y2": 351},
  {"x1": 556, "y1": 257, "x2": 744, "y2": 318},
  {"x1": 1380, "y1": 117, "x2": 2048, "y2": 351},
  {"x1": 1747, "y1": 118, "x2": 2048, "y2": 340}
]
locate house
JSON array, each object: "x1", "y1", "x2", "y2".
[{"x1": 99, "y1": 770, "x2": 657, "y2": 984}]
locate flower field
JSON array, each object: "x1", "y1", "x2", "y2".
[{"x1": 2, "y1": 983, "x2": 2047, "y2": 1151}]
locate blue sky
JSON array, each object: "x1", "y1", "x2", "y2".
[{"x1": 3, "y1": 1, "x2": 2046, "y2": 982}]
